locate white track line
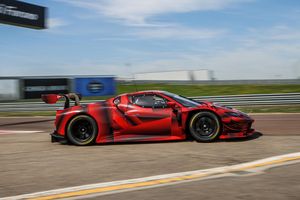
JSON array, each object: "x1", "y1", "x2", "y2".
[
  {"x1": 1, "y1": 152, "x2": 300, "y2": 200},
  {"x1": 0, "y1": 130, "x2": 44, "y2": 135}
]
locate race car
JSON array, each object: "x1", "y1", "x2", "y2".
[{"x1": 42, "y1": 91, "x2": 255, "y2": 145}]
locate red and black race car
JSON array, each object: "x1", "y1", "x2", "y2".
[{"x1": 42, "y1": 91, "x2": 255, "y2": 145}]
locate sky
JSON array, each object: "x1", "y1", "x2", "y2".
[{"x1": 0, "y1": 0, "x2": 300, "y2": 80}]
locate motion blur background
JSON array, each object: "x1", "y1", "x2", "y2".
[
  {"x1": 1, "y1": 1, "x2": 300, "y2": 200},
  {"x1": 0, "y1": 0, "x2": 300, "y2": 110}
]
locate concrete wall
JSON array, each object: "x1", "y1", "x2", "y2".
[
  {"x1": 193, "y1": 70, "x2": 213, "y2": 81},
  {"x1": 0, "y1": 79, "x2": 19, "y2": 100}
]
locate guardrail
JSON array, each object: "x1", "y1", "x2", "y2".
[
  {"x1": 0, "y1": 93, "x2": 300, "y2": 112},
  {"x1": 190, "y1": 93, "x2": 300, "y2": 106}
]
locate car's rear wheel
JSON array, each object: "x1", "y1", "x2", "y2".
[
  {"x1": 66, "y1": 115, "x2": 98, "y2": 146},
  {"x1": 189, "y1": 111, "x2": 221, "y2": 142}
]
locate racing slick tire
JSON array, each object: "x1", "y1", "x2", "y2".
[
  {"x1": 189, "y1": 111, "x2": 221, "y2": 142},
  {"x1": 66, "y1": 115, "x2": 98, "y2": 146}
]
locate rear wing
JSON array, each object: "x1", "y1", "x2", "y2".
[{"x1": 41, "y1": 93, "x2": 82, "y2": 109}]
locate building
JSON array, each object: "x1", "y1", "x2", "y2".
[{"x1": 134, "y1": 70, "x2": 213, "y2": 81}]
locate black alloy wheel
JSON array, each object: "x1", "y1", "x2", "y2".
[
  {"x1": 189, "y1": 111, "x2": 221, "y2": 142},
  {"x1": 67, "y1": 115, "x2": 98, "y2": 146}
]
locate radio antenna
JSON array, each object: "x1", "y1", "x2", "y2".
[{"x1": 125, "y1": 63, "x2": 138, "y2": 92}]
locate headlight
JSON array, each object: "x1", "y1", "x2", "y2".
[{"x1": 225, "y1": 112, "x2": 240, "y2": 117}]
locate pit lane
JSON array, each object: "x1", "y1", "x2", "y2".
[{"x1": 0, "y1": 114, "x2": 300, "y2": 199}]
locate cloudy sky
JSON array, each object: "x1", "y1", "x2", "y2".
[{"x1": 1, "y1": 0, "x2": 300, "y2": 79}]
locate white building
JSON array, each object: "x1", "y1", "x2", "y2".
[
  {"x1": 134, "y1": 70, "x2": 213, "y2": 81},
  {"x1": 0, "y1": 79, "x2": 19, "y2": 100}
]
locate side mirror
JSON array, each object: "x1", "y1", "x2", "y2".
[{"x1": 167, "y1": 102, "x2": 177, "y2": 109}]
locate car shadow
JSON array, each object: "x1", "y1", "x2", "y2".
[
  {"x1": 100, "y1": 139, "x2": 192, "y2": 146},
  {"x1": 92, "y1": 132, "x2": 263, "y2": 146}
]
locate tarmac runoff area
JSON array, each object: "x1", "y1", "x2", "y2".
[{"x1": 0, "y1": 114, "x2": 299, "y2": 200}]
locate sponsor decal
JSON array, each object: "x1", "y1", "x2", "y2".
[
  {"x1": 0, "y1": 4, "x2": 38, "y2": 20},
  {"x1": 23, "y1": 78, "x2": 69, "y2": 99},
  {"x1": 87, "y1": 81, "x2": 104, "y2": 93},
  {"x1": 24, "y1": 85, "x2": 68, "y2": 92},
  {"x1": 0, "y1": 0, "x2": 46, "y2": 29}
]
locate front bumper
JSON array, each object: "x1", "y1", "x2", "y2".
[
  {"x1": 220, "y1": 117, "x2": 255, "y2": 139},
  {"x1": 219, "y1": 128, "x2": 255, "y2": 139},
  {"x1": 50, "y1": 131, "x2": 67, "y2": 143}
]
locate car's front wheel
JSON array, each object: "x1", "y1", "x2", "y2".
[
  {"x1": 189, "y1": 111, "x2": 221, "y2": 142},
  {"x1": 66, "y1": 115, "x2": 98, "y2": 146}
]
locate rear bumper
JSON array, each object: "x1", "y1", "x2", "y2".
[{"x1": 50, "y1": 131, "x2": 66, "y2": 143}]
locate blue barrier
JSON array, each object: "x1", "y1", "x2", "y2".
[{"x1": 74, "y1": 77, "x2": 115, "y2": 96}]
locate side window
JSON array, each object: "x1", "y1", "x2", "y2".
[
  {"x1": 131, "y1": 94, "x2": 167, "y2": 108},
  {"x1": 153, "y1": 95, "x2": 167, "y2": 108},
  {"x1": 133, "y1": 95, "x2": 154, "y2": 108}
]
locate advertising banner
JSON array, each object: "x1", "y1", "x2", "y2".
[
  {"x1": 22, "y1": 78, "x2": 69, "y2": 99},
  {"x1": 74, "y1": 77, "x2": 115, "y2": 97},
  {"x1": 0, "y1": 0, "x2": 46, "y2": 29}
]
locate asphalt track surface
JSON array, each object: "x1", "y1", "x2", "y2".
[{"x1": 0, "y1": 114, "x2": 300, "y2": 199}]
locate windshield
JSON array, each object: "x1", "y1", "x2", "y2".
[{"x1": 163, "y1": 91, "x2": 201, "y2": 107}]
